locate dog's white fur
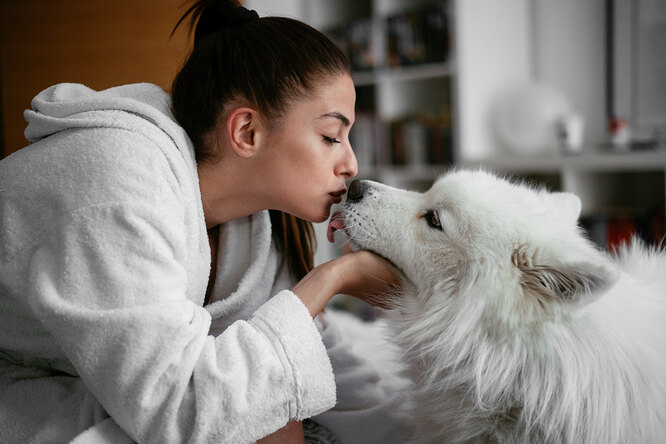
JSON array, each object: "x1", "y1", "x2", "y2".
[{"x1": 342, "y1": 169, "x2": 666, "y2": 443}]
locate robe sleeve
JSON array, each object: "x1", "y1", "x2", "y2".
[{"x1": 24, "y1": 200, "x2": 335, "y2": 444}]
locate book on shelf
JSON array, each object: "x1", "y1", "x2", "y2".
[
  {"x1": 324, "y1": 1, "x2": 450, "y2": 73},
  {"x1": 388, "y1": 112, "x2": 454, "y2": 167},
  {"x1": 349, "y1": 113, "x2": 383, "y2": 170},
  {"x1": 349, "y1": 112, "x2": 454, "y2": 172},
  {"x1": 326, "y1": 18, "x2": 380, "y2": 72},
  {"x1": 386, "y1": 3, "x2": 450, "y2": 68}
]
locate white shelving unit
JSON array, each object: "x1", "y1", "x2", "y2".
[
  {"x1": 300, "y1": 0, "x2": 538, "y2": 184},
  {"x1": 301, "y1": 0, "x2": 461, "y2": 267},
  {"x1": 352, "y1": 61, "x2": 455, "y2": 87},
  {"x1": 461, "y1": 149, "x2": 666, "y2": 218},
  {"x1": 248, "y1": 0, "x2": 666, "y2": 268}
]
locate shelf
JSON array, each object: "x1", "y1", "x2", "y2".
[
  {"x1": 354, "y1": 148, "x2": 666, "y2": 192},
  {"x1": 352, "y1": 60, "x2": 456, "y2": 86},
  {"x1": 460, "y1": 148, "x2": 666, "y2": 174},
  {"x1": 562, "y1": 148, "x2": 666, "y2": 172}
]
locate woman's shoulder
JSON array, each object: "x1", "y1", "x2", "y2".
[
  {"x1": 0, "y1": 124, "x2": 188, "y2": 232},
  {"x1": 3, "y1": 82, "x2": 197, "y2": 210},
  {"x1": 0, "y1": 126, "x2": 195, "y2": 264}
]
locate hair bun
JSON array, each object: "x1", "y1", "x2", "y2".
[
  {"x1": 225, "y1": 6, "x2": 259, "y2": 25},
  {"x1": 174, "y1": 1, "x2": 260, "y2": 47},
  {"x1": 196, "y1": 5, "x2": 259, "y2": 44}
]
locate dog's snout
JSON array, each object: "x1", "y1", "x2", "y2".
[{"x1": 347, "y1": 179, "x2": 366, "y2": 202}]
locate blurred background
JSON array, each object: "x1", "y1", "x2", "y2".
[
  {"x1": 1, "y1": 1, "x2": 664, "y2": 317},
  {"x1": 241, "y1": 0, "x2": 665, "y2": 270}
]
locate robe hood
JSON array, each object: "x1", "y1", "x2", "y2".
[{"x1": 24, "y1": 83, "x2": 189, "y2": 154}]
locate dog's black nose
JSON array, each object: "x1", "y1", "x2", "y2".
[{"x1": 347, "y1": 179, "x2": 366, "y2": 202}]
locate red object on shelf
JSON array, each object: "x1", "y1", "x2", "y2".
[
  {"x1": 609, "y1": 117, "x2": 628, "y2": 134},
  {"x1": 609, "y1": 117, "x2": 632, "y2": 148},
  {"x1": 606, "y1": 214, "x2": 636, "y2": 251}
]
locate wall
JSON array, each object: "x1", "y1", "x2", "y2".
[
  {"x1": 455, "y1": 0, "x2": 532, "y2": 160},
  {"x1": 0, "y1": 0, "x2": 191, "y2": 158},
  {"x1": 532, "y1": 0, "x2": 608, "y2": 147},
  {"x1": 456, "y1": 0, "x2": 608, "y2": 160}
]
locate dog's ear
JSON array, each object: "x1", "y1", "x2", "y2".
[{"x1": 513, "y1": 247, "x2": 614, "y2": 306}]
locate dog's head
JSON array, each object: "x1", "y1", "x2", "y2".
[{"x1": 338, "y1": 169, "x2": 615, "y2": 328}]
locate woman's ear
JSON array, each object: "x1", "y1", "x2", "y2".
[{"x1": 225, "y1": 107, "x2": 261, "y2": 158}]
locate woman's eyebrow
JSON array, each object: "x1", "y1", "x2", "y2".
[{"x1": 319, "y1": 112, "x2": 350, "y2": 127}]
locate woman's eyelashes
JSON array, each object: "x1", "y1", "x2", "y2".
[{"x1": 323, "y1": 136, "x2": 341, "y2": 145}]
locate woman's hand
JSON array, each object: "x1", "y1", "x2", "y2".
[
  {"x1": 292, "y1": 250, "x2": 401, "y2": 318},
  {"x1": 333, "y1": 250, "x2": 401, "y2": 309}
]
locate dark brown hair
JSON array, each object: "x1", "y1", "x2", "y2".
[{"x1": 171, "y1": 0, "x2": 351, "y2": 280}]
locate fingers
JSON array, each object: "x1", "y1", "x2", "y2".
[
  {"x1": 292, "y1": 250, "x2": 402, "y2": 317},
  {"x1": 336, "y1": 251, "x2": 403, "y2": 308}
]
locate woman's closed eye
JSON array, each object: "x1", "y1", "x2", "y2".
[{"x1": 323, "y1": 136, "x2": 341, "y2": 145}]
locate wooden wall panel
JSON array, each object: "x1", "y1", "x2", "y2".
[{"x1": 0, "y1": 0, "x2": 192, "y2": 157}]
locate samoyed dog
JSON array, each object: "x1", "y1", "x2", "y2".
[{"x1": 328, "y1": 169, "x2": 666, "y2": 443}]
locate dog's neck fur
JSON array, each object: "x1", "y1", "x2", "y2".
[{"x1": 388, "y1": 267, "x2": 662, "y2": 444}]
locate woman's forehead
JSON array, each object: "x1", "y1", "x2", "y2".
[{"x1": 290, "y1": 75, "x2": 356, "y2": 123}]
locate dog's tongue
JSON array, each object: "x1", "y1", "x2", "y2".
[{"x1": 327, "y1": 211, "x2": 345, "y2": 243}]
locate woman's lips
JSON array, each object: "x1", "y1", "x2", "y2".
[
  {"x1": 328, "y1": 188, "x2": 347, "y2": 204},
  {"x1": 327, "y1": 210, "x2": 346, "y2": 242}
]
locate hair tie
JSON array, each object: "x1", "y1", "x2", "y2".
[{"x1": 225, "y1": 6, "x2": 259, "y2": 27}]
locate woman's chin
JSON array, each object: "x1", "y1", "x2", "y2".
[
  {"x1": 311, "y1": 213, "x2": 330, "y2": 224},
  {"x1": 311, "y1": 207, "x2": 334, "y2": 224},
  {"x1": 288, "y1": 203, "x2": 332, "y2": 224}
]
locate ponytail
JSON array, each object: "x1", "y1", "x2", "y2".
[{"x1": 269, "y1": 211, "x2": 316, "y2": 279}]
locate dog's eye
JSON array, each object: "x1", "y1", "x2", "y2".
[{"x1": 424, "y1": 210, "x2": 442, "y2": 230}]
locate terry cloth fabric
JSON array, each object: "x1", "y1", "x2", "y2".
[
  {"x1": 194, "y1": 149, "x2": 414, "y2": 443},
  {"x1": 0, "y1": 83, "x2": 335, "y2": 443},
  {"x1": 206, "y1": 211, "x2": 284, "y2": 336},
  {"x1": 205, "y1": 214, "x2": 414, "y2": 444}
]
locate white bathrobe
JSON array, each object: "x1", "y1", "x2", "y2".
[
  {"x1": 0, "y1": 83, "x2": 409, "y2": 444},
  {"x1": 206, "y1": 210, "x2": 412, "y2": 444}
]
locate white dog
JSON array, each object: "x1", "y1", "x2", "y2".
[{"x1": 329, "y1": 169, "x2": 666, "y2": 443}]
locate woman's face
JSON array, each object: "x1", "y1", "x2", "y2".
[{"x1": 257, "y1": 74, "x2": 358, "y2": 223}]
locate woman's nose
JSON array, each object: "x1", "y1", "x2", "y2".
[{"x1": 339, "y1": 142, "x2": 358, "y2": 178}]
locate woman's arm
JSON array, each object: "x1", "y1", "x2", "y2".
[
  {"x1": 292, "y1": 250, "x2": 400, "y2": 318},
  {"x1": 26, "y1": 201, "x2": 337, "y2": 443}
]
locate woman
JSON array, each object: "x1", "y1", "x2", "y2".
[{"x1": 0, "y1": 1, "x2": 403, "y2": 443}]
